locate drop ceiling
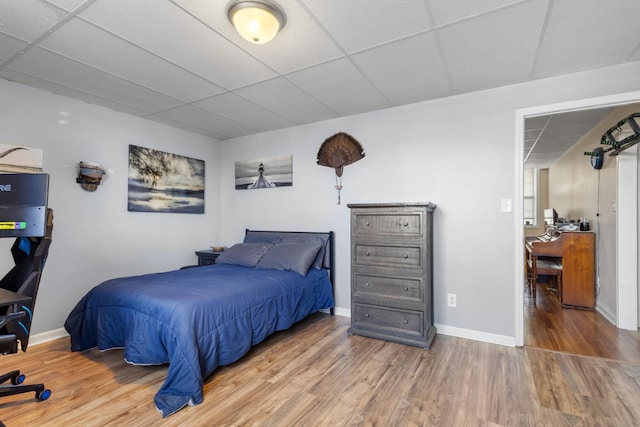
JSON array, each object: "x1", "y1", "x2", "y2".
[{"x1": 2, "y1": 0, "x2": 640, "y2": 164}]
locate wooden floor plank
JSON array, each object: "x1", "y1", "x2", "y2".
[
  {"x1": 525, "y1": 281, "x2": 640, "y2": 364},
  {"x1": 2, "y1": 312, "x2": 640, "y2": 426}
]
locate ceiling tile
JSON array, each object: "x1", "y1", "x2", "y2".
[
  {"x1": 40, "y1": 18, "x2": 224, "y2": 102},
  {"x1": 173, "y1": 0, "x2": 344, "y2": 74},
  {"x1": 534, "y1": 0, "x2": 640, "y2": 78},
  {"x1": 235, "y1": 78, "x2": 338, "y2": 124},
  {"x1": 524, "y1": 130, "x2": 541, "y2": 142},
  {"x1": 148, "y1": 115, "x2": 227, "y2": 140},
  {"x1": 287, "y1": 58, "x2": 390, "y2": 115},
  {"x1": 524, "y1": 115, "x2": 551, "y2": 131},
  {"x1": 351, "y1": 32, "x2": 452, "y2": 105},
  {"x1": 0, "y1": 0, "x2": 68, "y2": 41},
  {"x1": 427, "y1": 0, "x2": 525, "y2": 26},
  {"x1": 543, "y1": 123, "x2": 597, "y2": 139},
  {"x1": 549, "y1": 109, "x2": 613, "y2": 127},
  {"x1": 79, "y1": 0, "x2": 277, "y2": 89},
  {"x1": 195, "y1": 93, "x2": 297, "y2": 132},
  {"x1": 46, "y1": 0, "x2": 95, "y2": 13},
  {"x1": 151, "y1": 104, "x2": 257, "y2": 139},
  {"x1": 0, "y1": 68, "x2": 151, "y2": 117},
  {"x1": 437, "y1": 0, "x2": 548, "y2": 93},
  {"x1": 300, "y1": 0, "x2": 432, "y2": 53},
  {"x1": 0, "y1": 34, "x2": 27, "y2": 64},
  {"x1": 8, "y1": 47, "x2": 183, "y2": 113}
]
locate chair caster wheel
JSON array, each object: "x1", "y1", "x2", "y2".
[
  {"x1": 37, "y1": 389, "x2": 52, "y2": 401},
  {"x1": 12, "y1": 373, "x2": 25, "y2": 385}
]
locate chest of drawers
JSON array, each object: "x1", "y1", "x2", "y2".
[{"x1": 347, "y1": 203, "x2": 436, "y2": 348}]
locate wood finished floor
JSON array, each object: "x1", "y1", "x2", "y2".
[
  {"x1": 2, "y1": 313, "x2": 640, "y2": 426},
  {"x1": 525, "y1": 282, "x2": 640, "y2": 365}
]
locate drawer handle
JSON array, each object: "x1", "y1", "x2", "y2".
[
  {"x1": 366, "y1": 252, "x2": 370, "y2": 256},
  {"x1": 365, "y1": 313, "x2": 370, "y2": 318},
  {"x1": 403, "y1": 319, "x2": 408, "y2": 324},
  {"x1": 404, "y1": 286, "x2": 409, "y2": 291},
  {"x1": 365, "y1": 221, "x2": 371, "y2": 227},
  {"x1": 403, "y1": 254, "x2": 408, "y2": 259},
  {"x1": 365, "y1": 282, "x2": 371, "y2": 287},
  {"x1": 403, "y1": 222, "x2": 409, "y2": 227}
]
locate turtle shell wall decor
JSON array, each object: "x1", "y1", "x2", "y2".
[
  {"x1": 316, "y1": 132, "x2": 365, "y2": 204},
  {"x1": 76, "y1": 161, "x2": 107, "y2": 191}
]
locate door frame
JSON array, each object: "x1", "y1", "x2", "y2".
[{"x1": 514, "y1": 91, "x2": 640, "y2": 346}]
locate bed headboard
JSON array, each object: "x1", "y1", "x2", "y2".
[{"x1": 244, "y1": 229, "x2": 335, "y2": 313}]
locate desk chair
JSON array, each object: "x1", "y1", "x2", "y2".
[{"x1": 0, "y1": 208, "x2": 53, "y2": 402}]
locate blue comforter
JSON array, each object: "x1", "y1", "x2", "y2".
[{"x1": 64, "y1": 264, "x2": 334, "y2": 417}]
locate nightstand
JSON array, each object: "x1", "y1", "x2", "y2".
[{"x1": 195, "y1": 250, "x2": 222, "y2": 266}]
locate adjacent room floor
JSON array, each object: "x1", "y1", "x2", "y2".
[{"x1": 525, "y1": 281, "x2": 640, "y2": 365}]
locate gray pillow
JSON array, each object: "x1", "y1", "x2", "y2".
[
  {"x1": 256, "y1": 242, "x2": 323, "y2": 276},
  {"x1": 215, "y1": 243, "x2": 272, "y2": 267},
  {"x1": 244, "y1": 232, "x2": 328, "y2": 269},
  {"x1": 243, "y1": 234, "x2": 282, "y2": 245}
]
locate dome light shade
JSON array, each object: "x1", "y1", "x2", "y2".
[{"x1": 227, "y1": 0, "x2": 286, "y2": 44}]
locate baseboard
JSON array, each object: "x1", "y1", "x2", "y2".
[
  {"x1": 29, "y1": 327, "x2": 69, "y2": 347},
  {"x1": 31, "y1": 312, "x2": 516, "y2": 349},
  {"x1": 332, "y1": 306, "x2": 350, "y2": 317},
  {"x1": 595, "y1": 302, "x2": 617, "y2": 325},
  {"x1": 434, "y1": 324, "x2": 516, "y2": 347},
  {"x1": 333, "y1": 308, "x2": 515, "y2": 346}
]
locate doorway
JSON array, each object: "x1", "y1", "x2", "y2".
[{"x1": 515, "y1": 91, "x2": 640, "y2": 350}]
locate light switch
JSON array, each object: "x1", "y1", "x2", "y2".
[{"x1": 501, "y1": 198, "x2": 512, "y2": 212}]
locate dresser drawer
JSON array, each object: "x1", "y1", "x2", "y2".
[
  {"x1": 352, "y1": 211, "x2": 423, "y2": 238},
  {"x1": 352, "y1": 303, "x2": 424, "y2": 338},
  {"x1": 353, "y1": 244, "x2": 422, "y2": 269},
  {"x1": 353, "y1": 274, "x2": 423, "y2": 305}
]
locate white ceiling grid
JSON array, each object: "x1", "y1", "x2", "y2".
[{"x1": 0, "y1": 0, "x2": 639, "y2": 164}]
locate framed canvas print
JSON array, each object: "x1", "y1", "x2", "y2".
[
  {"x1": 128, "y1": 145, "x2": 205, "y2": 213},
  {"x1": 235, "y1": 155, "x2": 292, "y2": 190}
]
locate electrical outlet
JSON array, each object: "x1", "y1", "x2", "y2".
[{"x1": 447, "y1": 293, "x2": 457, "y2": 307}]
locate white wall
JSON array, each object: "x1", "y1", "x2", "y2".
[
  {"x1": 0, "y1": 79, "x2": 221, "y2": 335},
  {"x1": 220, "y1": 61, "x2": 640, "y2": 341},
  {"x1": 2, "y1": 60, "x2": 639, "y2": 343}
]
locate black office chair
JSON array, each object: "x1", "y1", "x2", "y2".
[{"x1": 0, "y1": 208, "x2": 53, "y2": 402}]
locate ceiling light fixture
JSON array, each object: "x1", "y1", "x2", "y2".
[{"x1": 227, "y1": 0, "x2": 286, "y2": 45}]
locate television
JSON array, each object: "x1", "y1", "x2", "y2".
[
  {"x1": 543, "y1": 208, "x2": 558, "y2": 226},
  {"x1": 0, "y1": 173, "x2": 49, "y2": 238}
]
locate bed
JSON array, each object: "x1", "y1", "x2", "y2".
[{"x1": 64, "y1": 229, "x2": 335, "y2": 417}]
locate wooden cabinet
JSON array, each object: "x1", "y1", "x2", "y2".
[
  {"x1": 347, "y1": 202, "x2": 436, "y2": 348},
  {"x1": 560, "y1": 232, "x2": 596, "y2": 308},
  {"x1": 526, "y1": 231, "x2": 596, "y2": 308}
]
